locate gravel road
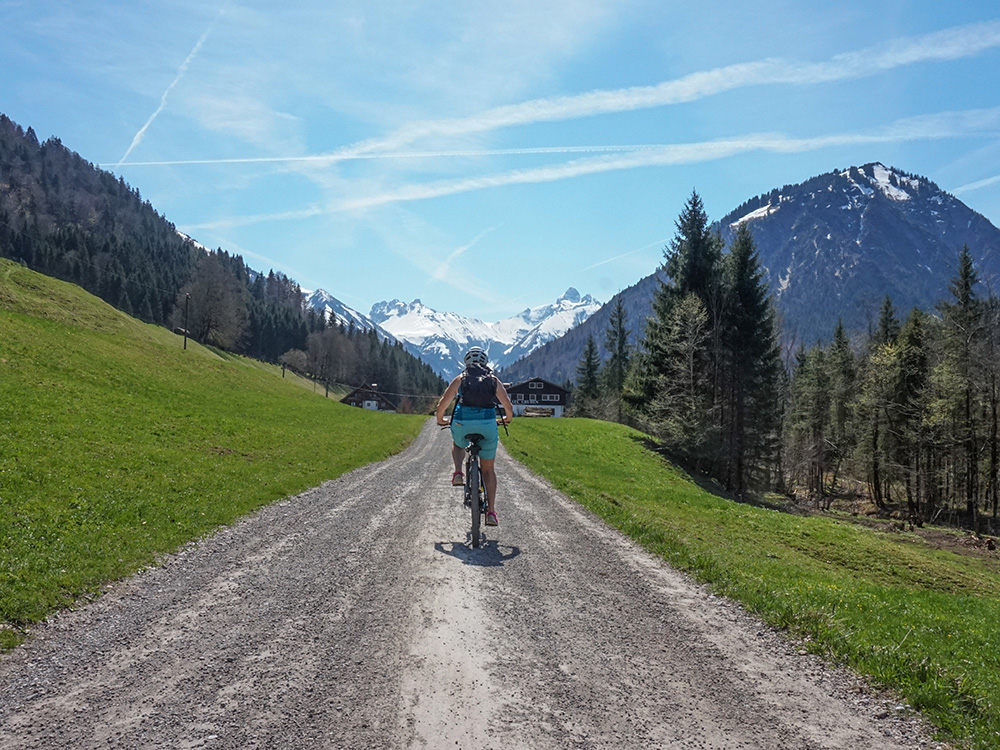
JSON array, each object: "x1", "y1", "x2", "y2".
[{"x1": 0, "y1": 421, "x2": 947, "y2": 749}]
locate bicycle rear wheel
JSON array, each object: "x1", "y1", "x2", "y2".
[{"x1": 468, "y1": 459, "x2": 482, "y2": 547}]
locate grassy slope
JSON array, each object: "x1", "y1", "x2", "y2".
[
  {"x1": 505, "y1": 418, "x2": 1000, "y2": 750},
  {"x1": 4, "y1": 257, "x2": 998, "y2": 745},
  {"x1": 0, "y1": 260, "x2": 425, "y2": 648}
]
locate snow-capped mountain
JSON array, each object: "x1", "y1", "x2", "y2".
[
  {"x1": 370, "y1": 288, "x2": 602, "y2": 378},
  {"x1": 502, "y1": 163, "x2": 1000, "y2": 385},
  {"x1": 302, "y1": 287, "x2": 601, "y2": 378},
  {"x1": 716, "y1": 162, "x2": 1000, "y2": 344},
  {"x1": 303, "y1": 289, "x2": 393, "y2": 340}
]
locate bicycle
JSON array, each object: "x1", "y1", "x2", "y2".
[
  {"x1": 463, "y1": 432, "x2": 489, "y2": 548},
  {"x1": 442, "y1": 412, "x2": 508, "y2": 548}
]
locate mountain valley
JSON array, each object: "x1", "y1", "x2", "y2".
[{"x1": 305, "y1": 287, "x2": 601, "y2": 379}]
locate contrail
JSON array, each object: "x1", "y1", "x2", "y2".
[
  {"x1": 953, "y1": 174, "x2": 1000, "y2": 194},
  {"x1": 111, "y1": 19, "x2": 1000, "y2": 169},
  {"x1": 432, "y1": 227, "x2": 496, "y2": 281},
  {"x1": 333, "y1": 106, "x2": 1000, "y2": 211},
  {"x1": 182, "y1": 105, "x2": 1000, "y2": 230},
  {"x1": 579, "y1": 238, "x2": 673, "y2": 272},
  {"x1": 104, "y1": 144, "x2": 658, "y2": 168},
  {"x1": 115, "y1": 6, "x2": 227, "y2": 166}
]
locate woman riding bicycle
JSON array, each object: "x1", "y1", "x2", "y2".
[{"x1": 435, "y1": 347, "x2": 514, "y2": 527}]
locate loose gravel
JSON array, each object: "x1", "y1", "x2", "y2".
[{"x1": 0, "y1": 421, "x2": 950, "y2": 749}]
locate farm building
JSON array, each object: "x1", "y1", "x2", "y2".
[
  {"x1": 341, "y1": 384, "x2": 397, "y2": 412},
  {"x1": 506, "y1": 377, "x2": 569, "y2": 417}
]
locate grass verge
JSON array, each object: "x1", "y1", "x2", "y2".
[
  {"x1": 0, "y1": 260, "x2": 425, "y2": 650},
  {"x1": 504, "y1": 417, "x2": 1000, "y2": 750}
]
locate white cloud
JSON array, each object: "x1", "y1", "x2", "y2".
[
  {"x1": 181, "y1": 105, "x2": 1000, "y2": 226},
  {"x1": 335, "y1": 108, "x2": 1000, "y2": 210},
  {"x1": 186, "y1": 93, "x2": 303, "y2": 152},
  {"x1": 113, "y1": 18, "x2": 1000, "y2": 171},
  {"x1": 324, "y1": 19, "x2": 1000, "y2": 159}
]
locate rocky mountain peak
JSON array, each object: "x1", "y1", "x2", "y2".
[
  {"x1": 503, "y1": 163, "x2": 1000, "y2": 385},
  {"x1": 307, "y1": 287, "x2": 601, "y2": 379}
]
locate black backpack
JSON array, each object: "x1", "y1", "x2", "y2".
[{"x1": 459, "y1": 363, "x2": 497, "y2": 409}]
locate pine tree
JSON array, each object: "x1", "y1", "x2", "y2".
[
  {"x1": 786, "y1": 345, "x2": 831, "y2": 502},
  {"x1": 664, "y1": 190, "x2": 723, "y2": 310},
  {"x1": 935, "y1": 245, "x2": 984, "y2": 523},
  {"x1": 633, "y1": 191, "x2": 723, "y2": 429},
  {"x1": 856, "y1": 339, "x2": 897, "y2": 510},
  {"x1": 873, "y1": 295, "x2": 900, "y2": 346},
  {"x1": 647, "y1": 293, "x2": 718, "y2": 469},
  {"x1": 600, "y1": 296, "x2": 631, "y2": 421},
  {"x1": 574, "y1": 334, "x2": 601, "y2": 417},
  {"x1": 720, "y1": 222, "x2": 782, "y2": 493},
  {"x1": 827, "y1": 320, "x2": 856, "y2": 492},
  {"x1": 894, "y1": 309, "x2": 929, "y2": 520}
]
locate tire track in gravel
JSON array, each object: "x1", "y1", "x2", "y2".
[{"x1": 0, "y1": 421, "x2": 945, "y2": 749}]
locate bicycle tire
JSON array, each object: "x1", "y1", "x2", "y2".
[{"x1": 468, "y1": 459, "x2": 482, "y2": 547}]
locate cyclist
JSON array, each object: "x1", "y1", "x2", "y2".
[{"x1": 435, "y1": 347, "x2": 514, "y2": 526}]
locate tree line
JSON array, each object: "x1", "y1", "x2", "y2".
[
  {"x1": 572, "y1": 191, "x2": 998, "y2": 532},
  {"x1": 0, "y1": 113, "x2": 444, "y2": 405},
  {"x1": 785, "y1": 247, "x2": 1000, "y2": 531}
]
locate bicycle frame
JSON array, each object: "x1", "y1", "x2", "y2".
[{"x1": 464, "y1": 434, "x2": 487, "y2": 547}]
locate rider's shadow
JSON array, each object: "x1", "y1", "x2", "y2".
[{"x1": 434, "y1": 539, "x2": 521, "y2": 567}]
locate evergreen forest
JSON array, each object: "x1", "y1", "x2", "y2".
[
  {"x1": 0, "y1": 114, "x2": 444, "y2": 408},
  {"x1": 6, "y1": 109, "x2": 1000, "y2": 530},
  {"x1": 574, "y1": 191, "x2": 1000, "y2": 534}
]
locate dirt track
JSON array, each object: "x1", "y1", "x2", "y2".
[{"x1": 0, "y1": 421, "x2": 945, "y2": 749}]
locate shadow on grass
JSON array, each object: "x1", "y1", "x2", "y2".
[
  {"x1": 627, "y1": 434, "x2": 807, "y2": 516},
  {"x1": 434, "y1": 539, "x2": 521, "y2": 567}
]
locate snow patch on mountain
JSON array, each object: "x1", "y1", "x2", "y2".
[
  {"x1": 303, "y1": 289, "x2": 393, "y2": 340},
  {"x1": 731, "y1": 201, "x2": 780, "y2": 227},
  {"x1": 370, "y1": 288, "x2": 602, "y2": 378},
  {"x1": 840, "y1": 163, "x2": 916, "y2": 202},
  {"x1": 302, "y1": 287, "x2": 601, "y2": 379}
]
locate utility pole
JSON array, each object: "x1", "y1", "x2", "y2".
[{"x1": 183, "y1": 293, "x2": 190, "y2": 350}]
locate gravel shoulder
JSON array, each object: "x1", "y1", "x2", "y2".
[{"x1": 0, "y1": 421, "x2": 948, "y2": 749}]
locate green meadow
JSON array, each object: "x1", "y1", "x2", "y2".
[
  {"x1": 505, "y1": 418, "x2": 1000, "y2": 749},
  {"x1": 4, "y1": 258, "x2": 1000, "y2": 747},
  {"x1": 0, "y1": 259, "x2": 425, "y2": 649}
]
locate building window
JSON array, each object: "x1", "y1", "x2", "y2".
[{"x1": 529, "y1": 381, "x2": 543, "y2": 389}]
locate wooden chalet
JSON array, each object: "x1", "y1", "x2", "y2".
[
  {"x1": 506, "y1": 377, "x2": 570, "y2": 417},
  {"x1": 340, "y1": 384, "x2": 397, "y2": 413}
]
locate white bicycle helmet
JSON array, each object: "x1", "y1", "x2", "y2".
[{"x1": 464, "y1": 346, "x2": 489, "y2": 367}]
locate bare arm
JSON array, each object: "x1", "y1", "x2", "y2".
[
  {"x1": 435, "y1": 376, "x2": 462, "y2": 426},
  {"x1": 495, "y1": 380, "x2": 514, "y2": 425}
]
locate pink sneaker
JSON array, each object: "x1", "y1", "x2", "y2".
[
  {"x1": 485, "y1": 511, "x2": 499, "y2": 527},
  {"x1": 451, "y1": 471, "x2": 464, "y2": 486}
]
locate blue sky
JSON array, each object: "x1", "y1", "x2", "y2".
[{"x1": 4, "y1": 1, "x2": 1000, "y2": 320}]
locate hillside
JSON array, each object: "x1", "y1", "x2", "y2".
[
  {"x1": 0, "y1": 258, "x2": 426, "y2": 649},
  {"x1": 0, "y1": 112, "x2": 443, "y2": 399},
  {"x1": 718, "y1": 163, "x2": 1000, "y2": 345},
  {"x1": 502, "y1": 163, "x2": 1000, "y2": 384},
  {"x1": 500, "y1": 273, "x2": 662, "y2": 385}
]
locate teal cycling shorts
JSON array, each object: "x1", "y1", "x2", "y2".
[{"x1": 451, "y1": 405, "x2": 499, "y2": 460}]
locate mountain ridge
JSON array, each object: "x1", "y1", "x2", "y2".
[
  {"x1": 500, "y1": 162, "x2": 1000, "y2": 384},
  {"x1": 304, "y1": 287, "x2": 602, "y2": 379}
]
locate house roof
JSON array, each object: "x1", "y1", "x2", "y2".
[
  {"x1": 340, "y1": 384, "x2": 398, "y2": 409},
  {"x1": 507, "y1": 377, "x2": 570, "y2": 394}
]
